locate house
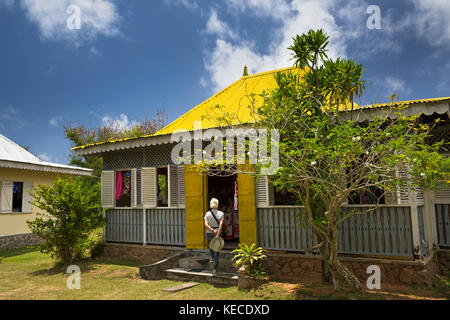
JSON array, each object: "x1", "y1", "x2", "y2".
[
  {"x1": 72, "y1": 67, "x2": 450, "y2": 264},
  {"x1": 0, "y1": 134, "x2": 92, "y2": 250}
]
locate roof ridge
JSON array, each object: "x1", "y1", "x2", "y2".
[
  {"x1": 0, "y1": 133, "x2": 41, "y2": 162},
  {"x1": 154, "y1": 66, "x2": 298, "y2": 136}
]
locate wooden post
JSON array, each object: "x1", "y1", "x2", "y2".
[{"x1": 143, "y1": 208, "x2": 146, "y2": 245}]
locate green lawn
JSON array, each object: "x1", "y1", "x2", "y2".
[{"x1": 0, "y1": 248, "x2": 448, "y2": 300}]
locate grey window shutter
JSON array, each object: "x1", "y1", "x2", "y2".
[
  {"x1": 22, "y1": 182, "x2": 34, "y2": 213},
  {"x1": 177, "y1": 165, "x2": 185, "y2": 207},
  {"x1": 1, "y1": 181, "x2": 13, "y2": 213},
  {"x1": 256, "y1": 176, "x2": 273, "y2": 207},
  {"x1": 136, "y1": 169, "x2": 142, "y2": 206},
  {"x1": 142, "y1": 167, "x2": 157, "y2": 208},
  {"x1": 101, "y1": 171, "x2": 115, "y2": 208},
  {"x1": 385, "y1": 167, "x2": 411, "y2": 205},
  {"x1": 131, "y1": 169, "x2": 137, "y2": 208},
  {"x1": 168, "y1": 165, "x2": 178, "y2": 208}
]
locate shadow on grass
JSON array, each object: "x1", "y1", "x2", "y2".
[{"x1": 0, "y1": 247, "x2": 37, "y2": 258}]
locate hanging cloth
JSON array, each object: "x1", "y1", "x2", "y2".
[{"x1": 115, "y1": 171, "x2": 123, "y2": 200}]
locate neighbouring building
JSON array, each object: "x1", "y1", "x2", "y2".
[{"x1": 0, "y1": 134, "x2": 92, "y2": 250}]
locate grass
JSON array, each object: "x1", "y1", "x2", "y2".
[{"x1": 0, "y1": 247, "x2": 448, "y2": 300}]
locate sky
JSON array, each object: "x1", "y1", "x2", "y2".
[{"x1": 0, "y1": 0, "x2": 449, "y2": 165}]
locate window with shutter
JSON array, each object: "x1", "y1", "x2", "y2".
[
  {"x1": 142, "y1": 167, "x2": 157, "y2": 208},
  {"x1": 1, "y1": 181, "x2": 13, "y2": 213},
  {"x1": 22, "y1": 182, "x2": 34, "y2": 213},
  {"x1": 256, "y1": 176, "x2": 271, "y2": 207},
  {"x1": 101, "y1": 171, "x2": 115, "y2": 208},
  {"x1": 131, "y1": 169, "x2": 137, "y2": 208}
]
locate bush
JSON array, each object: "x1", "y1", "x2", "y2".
[
  {"x1": 27, "y1": 177, "x2": 105, "y2": 263},
  {"x1": 232, "y1": 243, "x2": 267, "y2": 278}
]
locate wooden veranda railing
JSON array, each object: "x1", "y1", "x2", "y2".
[
  {"x1": 257, "y1": 205, "x2": 415, "y2": 257},
  {"x1": 105, "y1": 208, "x2": 185, "y2": 246}
]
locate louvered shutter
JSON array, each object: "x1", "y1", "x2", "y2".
[
  {"x1": 0, "y1": 181, "x2": 13, "y2": 213},
  {"x1": 131, "y1": 169, "x2": 137, "y2": 208},
  {"x1": 256, "y1": 176, "x2": 273, "y2": 207},
  {"x1": 101, "y1": 171, "x2": 115, "y2": 208},
  {"x1": 177, "y1": 165, "x2": 185, "y2": 207},
  {"x1": 136, "y1": 169, "x2": 142, "y2": 206},
  {"x1": 168, "y1": 165, "x2": 178, "y2": 207},
  {"x1": 435, "y1": 183, "x2": 450, "y2": 201},
  {"x1": 22, "y1": 182, "x2": 34, "y2": 213},
  {"x1": 385, "y1": 167, "x2": 412, "y2": 204},
  {"x1": 397, "y1": 168, "x2": 411, "y2": 204},
  {"x1": 142, "y1": 167, "x2": 157, "y2": 208}
]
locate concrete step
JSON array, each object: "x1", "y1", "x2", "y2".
[
  {"x1": 165, "y1": 268, "x2": 238, "y2": 286},
  {"x1": 178, "y1": 251, "x2": 238, "y2": 273}
]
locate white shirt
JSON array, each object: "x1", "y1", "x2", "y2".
[{"x1": 204, "y1": 209, "x2": 224, "y2": 233}]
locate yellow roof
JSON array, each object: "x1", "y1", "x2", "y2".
[
  {"x1": 154, "y1": 66, "x2": 299, "y2": 136},
  {"x1": 72, "y1": 65, "x2": 449, "y2": 151}
]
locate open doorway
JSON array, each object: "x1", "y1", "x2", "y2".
[{"x1": 208, "y1": 174, "x2": 239, "y2": 249}]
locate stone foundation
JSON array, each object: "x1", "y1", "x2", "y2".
[
  {"x1": 0, "y1": 233, "x2": 43, "y2": 251},
  {"x1": 103, "y1": 242, "x2": 185, "y2": 265},
  {"x1": 262, "y1": 251, "x2": 441, "y2": 287},
  {"x1": 437, "y1": 250, "x2": 450, "y2": 272},
  {"x1": 105, "y1": 243, "x2": 443, "y2": 288}
]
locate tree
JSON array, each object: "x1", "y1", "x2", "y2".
[
  {"x1": 27, "y1": 177, "x2": 105, "y2": 263},
  {"x1": 64, "y1": 110, "x2": 167, "y2": 178},
  {"x1": 198, "y1": 29, "x2": 450, "y2": 291}
]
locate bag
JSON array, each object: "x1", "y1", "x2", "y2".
[{"x1": 210, "y1": 210, "x2": 226, "y2": 239}]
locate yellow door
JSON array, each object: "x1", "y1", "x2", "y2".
[
  {"x1": 184, "y1": 164, "x2": 207, "y2": 249},
  {"x1": 237, "y1": 164, "x2": 257, "y2": 245}
]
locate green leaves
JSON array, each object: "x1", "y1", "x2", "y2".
[
  {"x1": 232, "y1": 243, "x2": 267, "y2": 278},
  {"x1": 26, "y1": 177, "x2": 105, "y2": 263}
]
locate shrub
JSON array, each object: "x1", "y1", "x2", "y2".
[
  {"x1": 232, "y1": 243, "x2": 267, "y2": 278},
  {"x1": 27, "y1": 177, "x2": 105, "y2": 263}
]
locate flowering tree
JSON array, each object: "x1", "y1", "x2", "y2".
[{"x1": 199, "y1": 29, "x2": 449, "y2": 291}]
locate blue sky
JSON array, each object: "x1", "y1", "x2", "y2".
[{"x1": 0, "y1": 0, "x2": 449, "y2": 164}]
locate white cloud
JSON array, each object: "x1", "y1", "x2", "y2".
[
  {"x1": 20, "y1": 0, "x2": 121, "y2": 45},
  {"x1": 38, "y1": 152, "x2": 52, "y2": 162},
  {"x1": 49, "y1": 116, "x2": 63, "y2": 127},
  {"x1": 204, "y1": 0, "x2": 349, "y2": 92},
  {"x1": 163, "y1": 0, "x2": 198, "y2": 11},
  {"x1": 227, "y1": 0, "x2": 290, "y2": 20},
  {"x1": 205, "y1": 9, "x2": 235, "y2": 39},
  {"x1": 0, "y1": 105, "x2": 28, "y2": 131},
  {"x1": 90, "y1": 46, "x2": 101, "y2": 56},
  {"x1": 404, "y1": 0, "x2": 450, "y2": 46},
  {"x1": 101, "y1": 113, "x2": 136, "y2": 131},
  {"x1": 383, "y1": 76, "x2": 411, "y2": 96}
]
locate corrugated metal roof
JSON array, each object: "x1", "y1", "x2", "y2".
[
  {"x1": 0, "y1": 134, "x2": 91, "y2": 174},
  {"x1": 73, "y1": 66, "x2": 450, "y2": 152},
  {"x1": 353, "y1": 96, "x2": 450, "y2": 111},
  {"x1": 74, "y1": 67, "x2": 301, "y2": 151}
]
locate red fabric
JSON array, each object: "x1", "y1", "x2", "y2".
[{"x1": 115, "y1": 171, "x2": 123, "y2": 200}]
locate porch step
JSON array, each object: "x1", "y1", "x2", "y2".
[
  {"x1": 164, "y1": 268, "x2": 238, "y2": 286},
  {"x1": 178, "y1": 251, "x2": 238, "y2": 273}
]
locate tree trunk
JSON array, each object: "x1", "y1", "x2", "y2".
[
  {"x1": 318, "y1": 239, "x2": 332, "y2": 283},
  {"x1": 328, "y1": 222, "x2": 364, "y2": 291}
]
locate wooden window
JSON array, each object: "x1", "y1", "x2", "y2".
[{"x1": 0, "y1": 180, "x2": 33, "y2": 213}]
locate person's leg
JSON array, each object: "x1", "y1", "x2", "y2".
[
  {"x1": 213, "y1": 251, "x2": 219, "y2": 272},
  {"x1": 207, "y1": 233, "x2": 214, "y2": 262}
]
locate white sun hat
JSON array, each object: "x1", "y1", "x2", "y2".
[{"x1": 209, "y1": 236, "x2": 224, "y2": 252}]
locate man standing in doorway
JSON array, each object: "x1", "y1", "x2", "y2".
[{"x1": 204, "y1": 198, "x2": 224, "y2": 274}]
